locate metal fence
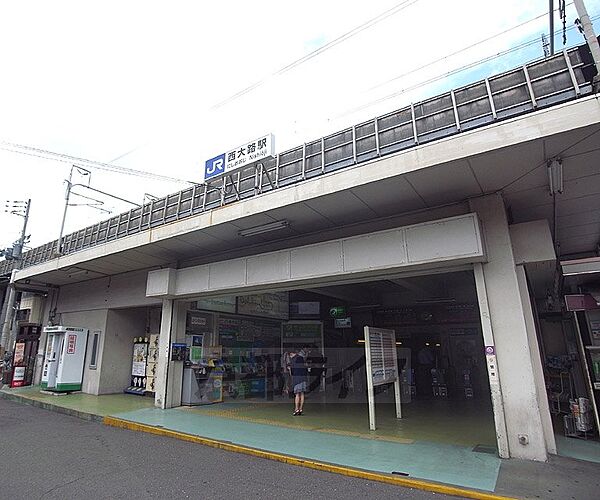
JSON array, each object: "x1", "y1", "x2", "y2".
[{"x1": 1, "y1": 45, "x2": 595, "y2": 276}]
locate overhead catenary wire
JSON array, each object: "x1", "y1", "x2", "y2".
[
  {"x1": 103, "y1": 3, "x2": 581, "y2": 166},
  {"x1": 210, "y1": 0, "x2": 420, "y2": 110},
  {"x1": 0, "y1": 141, "x2": 195, "y2": 185},
  {"x1": 367, "y1": 3, "x2": 574, "y2": 92},
  {"x1": 332, "y1": 15, "x2": 599, "y2": 120}
]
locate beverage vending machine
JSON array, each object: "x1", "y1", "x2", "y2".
[
  {"x1": 10, "y1": 324, "x2": 41, "y2": 388},
  {"x1": 41, "y1": 326, "x2": 89, "y2": 392}
]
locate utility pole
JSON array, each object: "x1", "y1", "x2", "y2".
[
  {"x1": 55, "y1": 165, "x2": 141, "y2": 255},
  {"x1": 549, "y1": 0, "x2": 555, "y2": 56},
  {"x1": 573, "y1": 0, "x2": 600, "y2": 85},
  {"x1": 0, "y1": 199, "x2": 31, "y2": 354}
]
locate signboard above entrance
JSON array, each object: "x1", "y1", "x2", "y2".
[{"x1": 204, "y1": 134, "x2": 275, "y2": 181}]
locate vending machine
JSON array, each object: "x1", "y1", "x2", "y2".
[
  {"x1": 41, "y1": 326, "x2": 89, "y2": 392},
  {"x1": 10, "y1": 324, "x2": 41, "y2": 388}
]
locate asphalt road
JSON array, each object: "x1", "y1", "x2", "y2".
[{"x1": 0, "y1": 398, "x2": 459, "y2": 500}]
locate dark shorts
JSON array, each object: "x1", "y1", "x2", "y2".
[{"x1": 293, "y1": 381, "x2": 307, "y2": 394}]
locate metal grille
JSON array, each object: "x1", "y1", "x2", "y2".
[{"x1": 1, "y1": 46, "x2": 595, "y2": 276}]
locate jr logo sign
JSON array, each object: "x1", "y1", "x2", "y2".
[
  {"x1": 204, "y1": 153, "x2": 226, "y2": 180},
  {"x1": 203, "y1": 134, "x2": 274, "y2": 182}
]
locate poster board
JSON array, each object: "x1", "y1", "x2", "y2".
[
  {"x1": 364, "y1": 326, "x2": 402, "y2": 430},
  {"x1": 131, "y1": 342, "x2": 148, "y2": 377}
]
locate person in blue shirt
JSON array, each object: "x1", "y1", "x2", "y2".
[{"x1": 290, "y1": 349, "x2": 307, "y2": 416}]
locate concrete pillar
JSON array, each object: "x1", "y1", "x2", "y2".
[
  {"x1": 473, "y1": 263, "x2": 510, "y2": 458},
  {"x1": 155, "y1": 299, "x2": 186, "y2": 409},
  {"x1": 515, "y1": 265, "x2": 557, "y2": 455},
  {"x1": 155, "y1": 298, "x2": 173, "y2": 409},
  {"x1": 470, "y1": 193, "x2": 548, "y2": 461}
]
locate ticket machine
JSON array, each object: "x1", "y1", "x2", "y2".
[{"x1": 41, "y1": 326, "x2": 89, "y2": 392}]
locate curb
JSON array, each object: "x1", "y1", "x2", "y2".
[
  {"x1": 104, "y1": 415, "x2": 516, "y2": 500},
  {"x1": 0, "y1": 390, "x2": 103, "y2": 422}
]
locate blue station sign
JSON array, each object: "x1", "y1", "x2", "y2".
[{"x1": 204, "y1": 133, "x2": 275, "y2": 181}]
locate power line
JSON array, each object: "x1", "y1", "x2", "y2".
[
  {"x1": 210, "y1": 0, "x2": 420, "y2": 110},
  {"x1": 332, "y1": 15, "x2": 599, "y2": 120},
  {"x1": 0, "y1": 140, "x2": 195, "y2": 185},
  {"x1": 105, "y1": 3, "x2": 568, "y2": 166},
  {"x1": 367, "y1": 5, "x2": 571, "y2": 93}
]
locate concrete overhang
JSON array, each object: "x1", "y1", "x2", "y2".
[{"x1": 11, "y1": 95, "x2": 600, "y2": 287}]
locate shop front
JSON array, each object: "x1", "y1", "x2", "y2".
[
  {"x1": 148, "y1": 205, "x2": 558, "y2": 461},
  {"x1": 166, "y1": 272, "x2": 498, "y2": 450},
  {"x1": 532, "y1": 257, "x2": 600, "y2": 462}
]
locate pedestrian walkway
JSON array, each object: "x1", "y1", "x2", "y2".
[
  {"x1": 0, "y1": 385, "x2": 154, "y2": 420},
  {"x1": 111, "y1": 405, "x2": 500, "y2": 492},
  {"x1": 3, "y1": 385, "x2": 600, "y2": 500}
]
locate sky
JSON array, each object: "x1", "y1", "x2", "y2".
[{"x1": 1, "y1": 0, "x2": 599, "y2": 252}]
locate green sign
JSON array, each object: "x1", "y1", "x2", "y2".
[{"x1": 329, "y1": 306, "x2": 346, "y2": 318}]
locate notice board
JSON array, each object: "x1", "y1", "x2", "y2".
[{"x1": 364, "y1": 326, "x2": 402, "y2": 430}]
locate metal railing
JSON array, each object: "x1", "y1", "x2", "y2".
[{"x1": 1, "y1": 45, "x2": 595, "y2": 276}]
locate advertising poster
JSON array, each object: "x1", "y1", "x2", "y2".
[
  {"x1": 13, "y1": 342, "x2": 25, "y2": 365},
  {"x1": 12, "y1": 366, "x2": 26, "y2": 387},
  {"x1": 131, "y1": 343, "x2": 148, "y2": 376}
]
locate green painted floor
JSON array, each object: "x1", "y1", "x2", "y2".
[
  {"x1": 113, "y1": 405, "x2": 501, "y2": 492},
  {"x1": 187, "y1": 397, "x2": 498, "y2": 448},
  {"x1": 3, "y1": 385, "x2": 501, "y2": 491},
  {"x1": 1, "y1": 385, "x2": 155, "y2": 416}
]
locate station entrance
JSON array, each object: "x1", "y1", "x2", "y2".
[{"x1": 175, "y1": 269, "x2": 497, "y2": 452}]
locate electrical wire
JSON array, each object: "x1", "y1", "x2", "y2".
[
  {"x1": 368, "y1": 4, "x2": 572, "y2": 92},
  {"x1": 210, "y1": 0, "x2": 420, "y2": 110},
  {"x1": 333, "y1": 15, "x2": 599, "y2": 120},
  {"x1": 0, "y1": 141, "x2": 195, "y2": 185}
]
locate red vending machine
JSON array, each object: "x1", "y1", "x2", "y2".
[{"x1": 11, "y1": 324, "x2": 41, "y2": 388}]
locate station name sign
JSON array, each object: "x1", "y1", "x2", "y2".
[{"x1": 204, "y1": 134, "x2": 275, "y2": 181}]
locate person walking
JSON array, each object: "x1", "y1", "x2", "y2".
[{"x1": 290, "y1": 349, "x2": 307, "y2": 416}]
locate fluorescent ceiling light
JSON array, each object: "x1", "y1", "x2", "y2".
[
  {"x1": 66, "y1": 268, "x2": 89, "y2": 277},
  {"x1": 547, "y1": 158, "x2": 563, "y2": 194},
  {"x1": 238, "y1": 220, "x2": 289, "y2": 237}
]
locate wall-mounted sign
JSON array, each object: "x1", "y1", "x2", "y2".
[
  {"x1": 329, "y1": 306, "x2": 346, "y2": 318},
  {"x1": 186, "y1": 311, "x2": 214, "y2": 334},
  {"x1": 196, "y1": 296, "x2": 236, "y2": 314},
  {"x1": 238, "y1": 292, "x2": 289, "y2": 320},
  {"x1": 334, "y1": 317, "x2": 352, "y2": 329},
  {"x1": 564, "y1": 294, "x2": 600, "y2": 311},
  {"x1": 204, "y1": 134, "x2": 275, "y2": 181},
  {"x1": 66, "y1": 334, "x2": 77, "y2": 354}
]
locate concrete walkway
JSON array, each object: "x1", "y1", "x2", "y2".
[
  {"x1": 2, "y1": 386, "x2": 600, "y2": 500},
  {"x1": 0, "y1": 385, "x2": 154, "y2": 420}
]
